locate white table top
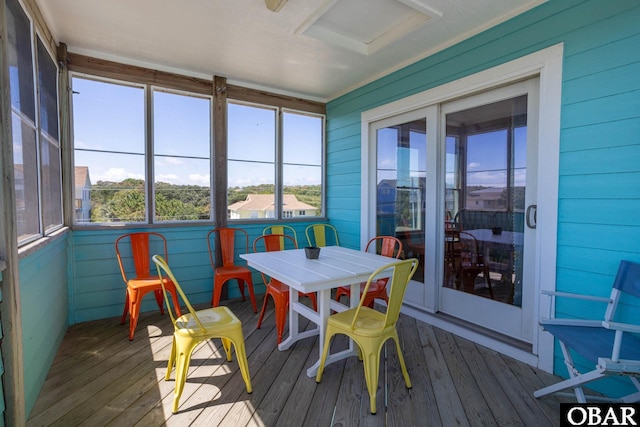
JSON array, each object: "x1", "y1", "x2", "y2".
[{"x1": 240, "y1": 245, "x2": 394, "y2": 293}]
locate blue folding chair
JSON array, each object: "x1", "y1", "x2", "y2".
[{"x1": 535, "y1": 260, "x2": 640, "y2": 403}]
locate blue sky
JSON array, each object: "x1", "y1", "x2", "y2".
[{"x1": 72, "y1": 76, "x2": 322, "y2": 188}]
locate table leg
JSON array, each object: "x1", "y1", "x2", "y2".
[
  {"x1": 279, "y1": 287, "x2": 320, "y2": 351},
  {"x1": 306, "y1": 284, "x2": 359, "y2": 377}
]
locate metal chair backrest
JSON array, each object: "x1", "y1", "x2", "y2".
[
  {"x1": 152, "y1": 254, "x2": 204, "y2": 332},
  {"x1": 262, "y1": 225, "x2": 298, "y2": 248},
  {"x1": 365, "y1": 236, "x2": 402, "y2": 259},
  {"x1": 351, "y1": 258, "x2": 418, "y2": 330},
  {"x1": 252, "y1": 234, "x2": 297, "y2": 286},
  {"x1": 253, "y1": 233, "x2": 298, "y2": 253},
  {"x1": 207, "y1": 227, "x2": 250, "y2": 268},
  {"x1": 116, "y1": 232, "x2": 168, "y2": 281},
  {"x1": 305, "y1": 223, "x2": 339, "y2": 247}
]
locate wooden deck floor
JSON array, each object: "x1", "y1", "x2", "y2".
[{"x1": 27, "y1": 298, "x2": 568, "y2": 426}]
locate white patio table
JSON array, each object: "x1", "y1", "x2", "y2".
[{"x1": 240, "y1": 245, "x2": 394, "y2": 377}]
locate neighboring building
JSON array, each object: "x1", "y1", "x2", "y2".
[
  {"x1": 466, "y1": 187, "x2": 505, "y2": 211},
  {"x1": 74, "y1": 166, "x2": 91, "y2": 222},
  {"x1": 228, "y1": 194, "x2": 317, "y2": 219}
]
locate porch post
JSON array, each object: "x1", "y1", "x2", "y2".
[{"x1": 0, "y1": 0, "x2": 27, "y2": 424}]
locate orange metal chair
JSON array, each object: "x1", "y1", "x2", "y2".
[
  {"x1": 334, "y1": 236, "x2": 403, "y2": 308},
  {"x1": 254, "y1": 234, "x2": 317, "y2": 344},
  {"x1": 116, "y1": 232, "x2": 182, "y2": 340},
  {"x1": 207, "y1": 228, "x2": 257, "y2": 312},
  {"x1": 262, "y1": 224, "x2": 299, "y2": 248}
]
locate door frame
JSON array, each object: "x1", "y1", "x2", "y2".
[{"x1": 361, "y1": 43, "x2": 563, "y2": 371}]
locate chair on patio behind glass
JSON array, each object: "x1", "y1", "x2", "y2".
[
  {"x1": 316, "y1": 258, "x2": 419, "y2": 414},
  {"x1": 152, "y1": 255, "x2": 252, "y2": 413},
  {"x1": 207, "y1": 227, "x2": 257, "y2": 312},
  {"x1": 116, "y1": 232, "x2": 182, "y2": 340},
  {"x1": 534, "y1": 260, "x2": 640, "y2": 403},
  {"x1": 456, "y1": 231, "x2": 493, "y2": 299}
]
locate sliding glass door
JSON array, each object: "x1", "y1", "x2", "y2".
[
  {"x1": 440, "y1": 80, "x2": 539, "y2": 343},
  {"x1": 368, "y1": 79, "x2": 539, "y2": 343}
]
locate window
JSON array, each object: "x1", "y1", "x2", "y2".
[
  {"x1": 227, "y1": 101, "x2": 324, "y2": 221},
  {"x1": 7, "y1": 0, "x2": 62, "y2": 244},
  {"x1": 72, "y1": 77, "x2": 146, "y2": 223},
  {"x1": 70, "y1": 76, "x2": 324, "y2": 226},
  {"x1": 71, "y1": 76, "x2": 212, "y2": 224},
  {"x1": 153, "y1": 89, "x2": 211, "y2": 222}
]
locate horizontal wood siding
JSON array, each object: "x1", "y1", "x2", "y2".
[
  {"x1": 70, "y1": 222, "x2": 326, "y2": 323},
  {"x1": 18, "y1": 233, "x2": 69, "y2": 416},
  {"x1": 325, "y1": 0, "x2": 640, "y2": 398}
]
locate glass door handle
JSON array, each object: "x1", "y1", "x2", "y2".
[{"x1": 526, "y1": 204, "x2": 537, "y2": 229}]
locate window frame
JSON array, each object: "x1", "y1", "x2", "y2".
[
  {"x1": 70, "y1": 74, "x2": 216, "y2": 226},
  {"x1": 8, "y1": 0, "x2": 64, "y2": 246},
  {"x1": 226, "y1": 99, "x2": 326, "y2": 223},
  {"x1": 69, "y1": 72, "x2": 326, "y2": 229}
]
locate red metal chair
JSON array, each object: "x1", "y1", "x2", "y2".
[
  {"x1": 207, "y1": 228, "x2": 257, "y2": 312},
  {"x1": 116, "y1": 232, "x2": 182, "y2": 340},
  {"x1": 254, "y1": 234, "x2": 317, "y2": 344},
  {"x1": 457, "y1": 231, "x2": 493, "y2": 299},
  {"x1": 334, "y1": 236, "x2": 403, "y2": 308}
]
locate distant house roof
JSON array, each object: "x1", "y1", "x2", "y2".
[
  {"x1": 74, "y1": 166, "x2": 91, "y2": 188},
  {"x1": 469, "y1": 187, "x2": 503, "y2": 195},
  {"x1": 228, "y1": 194, "x2": 317, "y2": 211}
]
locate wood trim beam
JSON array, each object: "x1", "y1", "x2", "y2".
[
  {"x1": 67, "y1": 53, "x2": 213, "y2": 95},
  {"x1": 227, "y1": 83, "x2": 325, "y2": 115},
  {"x1": 21, "y1": 0, "x2": 55, "y2": 54},
  {"x1": 58, "y1": 43, "x2": 74, "y2": 227},
  {"x1": 0, "y1": 1, "x2": 26, "y2": 424},
  {"x1": 213, "y1": 76, "x2": 228, "y2": 230},
  {"x1": 66, "y1": 53, "x2": 325, "y2": 114}
]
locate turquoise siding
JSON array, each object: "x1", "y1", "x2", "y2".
[
  {"x1": 70, "y1": 222, "x2": 324, "y2": 323},
  {"x1": 19, "y1": 233, "x2": 69, "y2": 416},
  {"x1": 325, "y1": 0, "x2": 640, "y2": 397}
]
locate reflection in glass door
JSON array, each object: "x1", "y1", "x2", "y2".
[
  {"x1": 443, "y1": 95, "x2": 527, "y2": 306},
  {"x1": 375, "y1": 119, "x2": 426, "y2": 283},
  {"x1": 439, "y1": 77, "x2": 539, "y2": 343}
]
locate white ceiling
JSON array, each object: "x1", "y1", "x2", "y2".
[{"x1": 36, "y1": 0, "x2": 545, "y2": 102}]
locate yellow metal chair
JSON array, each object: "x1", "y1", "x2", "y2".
[
  {"x1": 152, "y1": 255, "x2": 252, "y2": 413},
  {"x1": 305, "y1": 223, "x2": 339, "y2": 247},
  {"x1": 262, "y1": 224, "x2": 299, "y2": 247},
  {"x1": 315, "y1": 258, "x2": 419, "y2": 414}
]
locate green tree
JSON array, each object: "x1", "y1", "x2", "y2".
[{"x1": 107, "y1": 189, "x2": 145, "y2": 222}]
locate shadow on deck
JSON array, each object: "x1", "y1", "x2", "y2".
[{"x1": 27, "y1": 297, "x2": 569, "y2": 426}]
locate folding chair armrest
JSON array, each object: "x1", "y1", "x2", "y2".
[
  {"x1": 598, "y1": 358, "x2": 640, "y2": 374},
  {"x1": 540, "y1": 290, "x2": 611, "y2": 320},
  {"x1": 541, "y1": 290, "x2": 611, "y2": 303},
  {"x1": 540, "y1": 318, "x2": 602, "y2": 327},
  {"x1": 602, "y1": 321, "x2": 640, "y2": 334}
]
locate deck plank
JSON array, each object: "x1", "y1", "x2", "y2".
[
  {"x1": 28, "y1": 297, "x2": 567, "y2": 427},
  {"x1": 452, "y1": 335, "x2": 523, "y2": 426},
  {"x1": 273, "y1": 337, "x2": 322, "y2": 426},
  {"x1": 417, "y1": 323, "x2": 471, "y2": 426},
  {"x1": 397, "y1": 314, "x2": 441, "y2": 426}
]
